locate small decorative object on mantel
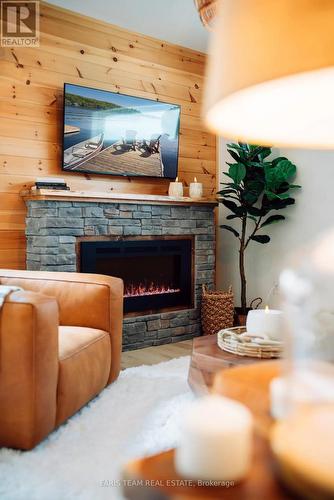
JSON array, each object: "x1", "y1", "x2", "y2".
[
  {"x1": 189, "y1": 177, "x2": 203, "y2": 199},
  {"x1": 33, "y1": 177, "x2": 70, "y2": 191},
  {"x1": 217, "y1": 326, "x2": 283, "y2": 359},
  {"x1": 175, "y1": 395, "x2": 253, "y2": 481},
  {"x1": 201, "y1": 285, "x2": 234, "y2": 336},
  {"x1": 168, "y1": 176, "x2": 183, "y2": 197}
]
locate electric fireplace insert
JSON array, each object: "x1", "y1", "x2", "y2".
[{"x1": 80, "y1": 237, "x2": 193, "y2": 314}]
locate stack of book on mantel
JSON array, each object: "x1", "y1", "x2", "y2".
[{"x1": 32, "y1": 177, "x2": 70, "y2": 191}]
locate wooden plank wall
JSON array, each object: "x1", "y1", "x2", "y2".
[{"x1": 0, "y1": 2, "x2": 216, "y2": 270}]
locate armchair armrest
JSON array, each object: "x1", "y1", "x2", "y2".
[{"x1": 0, "y1": 290, "x2": 59, "y2": 450}]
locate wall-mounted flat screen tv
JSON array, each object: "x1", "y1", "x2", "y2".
[{"x1": 62, "y1": 83, "x2": 181, "y2": 179}]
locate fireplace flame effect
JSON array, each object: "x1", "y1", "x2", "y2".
[{"x1": 124, "y1": 282, "x2": 181, "y2": 298}]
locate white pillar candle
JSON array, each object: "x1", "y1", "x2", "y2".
[
  {"x1": 168, "y1": 177, "x2": 183, "y2": 197},
  {"x1": 246, "y1": 307, "x2": 283, "y2": 341},
  {"x1": 189, "y1": 177, "x2": 203, "y2": 199},
  {"x1": 175, "y1": 395, "x2": 253, "y2": 481}
]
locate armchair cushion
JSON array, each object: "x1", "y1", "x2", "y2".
[
  {"x1": 59, "y1": 326, "x2": 109, "y2": 359},
  {"x1": 56, "y1": 326, "x2": 111, "y2": 426}
]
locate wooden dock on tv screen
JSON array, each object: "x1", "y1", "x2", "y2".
[{"x1": 76, "y1": 145, "x2": 163, "y2": 177}]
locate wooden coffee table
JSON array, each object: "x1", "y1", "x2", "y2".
[{"x1": 188, "y1": 334, "x2": 269, "y2": 395}]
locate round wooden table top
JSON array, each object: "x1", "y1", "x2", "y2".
[{"x1": 188, "y1": 334, "x2": 271, "y2": 396}]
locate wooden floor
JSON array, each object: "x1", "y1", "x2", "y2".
[
  {"x1": 121, "y1": 339, "x2": 193, "y2": 369},
  {"x1": 80, "y1": 144, "x2": 163, "y2": 176}
]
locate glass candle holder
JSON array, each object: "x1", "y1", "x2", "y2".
[
  {"x1": 168, "y1": 177, "x2": 183, "y2": 197},
  {"x1": 189, "y1": 177, "x2": 203, "y2": 199},
  {"x1": 280, "y1": 231, "x2": 334, "y2": 400}
]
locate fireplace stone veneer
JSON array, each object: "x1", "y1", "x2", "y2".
[{"x1": 25, "y1": 200, "x2": 216, "y2": 350}]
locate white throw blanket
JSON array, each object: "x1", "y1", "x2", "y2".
[{"x1": 0, "y1": 285, "x2": 23, "y2": 309}]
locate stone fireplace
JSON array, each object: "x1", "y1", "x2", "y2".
[{"x1": 24, "y1": 194, "x2": 216, "y2": 350}]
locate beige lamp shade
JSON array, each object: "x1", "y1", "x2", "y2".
[{"x1": 204, "y1": 0, "x2": 334, "y2": 148}]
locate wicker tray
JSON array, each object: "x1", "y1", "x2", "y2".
[{"x1": 217, "y1": 326, "x2": 283, "y2": 359}]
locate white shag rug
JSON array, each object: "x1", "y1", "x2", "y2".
[{"x1": 0, "y1": 356, "x2": 194, "y2": 500}]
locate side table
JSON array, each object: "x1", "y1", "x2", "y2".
[{"x1": 188, "y1": 334, "x2": 269, "y2": 395}]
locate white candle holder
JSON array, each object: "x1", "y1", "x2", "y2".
[
  {"x1": 175, "y1": 395, "x2": 253, "y2": 481},
  {"x1": 246, "y1": 307, "x2": 283, "y2": 341},
  {"x1": 168, "y1": 177, "x2": 183, "y2": 197},
  {"x1": 189, "y1": 177, "x2": 203, "y2": 199}
]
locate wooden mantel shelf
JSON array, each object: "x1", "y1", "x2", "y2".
[{"x1": 20, "y1": 189, "x2": 218, "y2": 207}]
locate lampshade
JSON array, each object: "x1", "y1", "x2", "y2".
[{"x1": 204, "y1": 0, "x2": 334, "y2": 148}]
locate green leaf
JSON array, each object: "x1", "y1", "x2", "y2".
[
  {"x1": 220, "y1": 225, "x2": 240, "y2": 238},
  {"x1": 227, "y1": 149, "x2": 241, "y2": 163},
  {"x1": 258, "y1": 147, "x2": 272, "y2": 160},
  {"x1": 222, "y1": 199, "x2": 245, "y2": 216},
  {"x1": 217, "y1": 188, "x2": 238, "y2": 196},
  {"x1": 263, "y1": 190, "x2": 276, "y2": 201},
  {"x1": 228, "y1": 163, "x2": 246, "y2": 184},
  {"x1": 250, "y1": 235, "x2": 270, "y2": 244},
  {"x1": 264, "y1": 197, "x2": 295, "y2": 211},
  {"x1": 242, "y1": 191, "x2": 259, "y2": 204},
  {"x1": 220, "y1": 182, "x2": 242, "y2": 190},
  {"x1": 264, "y1": 190, "x2": 290, "y2": 200},
  {"x1": 247, "y1": 205, "x2": 268, "y2": 217},
  {"x1": 260, "y1": 215, "x2": 285, "y2": 227},
  {"x1": 245, "y1": 180, "x2": 263, "y2": 194},
  {"x1": 276, "y1": 192, "x2": 290, "y2": 199},
  {"x1": 249, "y1": 144, "x2": 262, "y2": 154},
  {"x1": 227, "y1": 143, "x2": 245, "y2": 153},
  {"x1": 248, "y1": 145, "x2": 272, "y2": 161},
  {"x1": 272, "y1": 156, "x2": 289, "y2": 166},
  {"x1": 276, "y1": 159, "x2": 296, "y2": 181},
  {"x1": 226, "y1": 214, "x2": 240, "y2": 220},
  {"x1": 276, "y1": 182, "x2": 290, "y2": 193},
  {"x1": 248, "y1": 161, "x2": 265, "y2": 168},
  {"x1": 264, "y1": 165, "x2": 280, "y2": 189}
]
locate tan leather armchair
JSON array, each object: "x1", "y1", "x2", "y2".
[{"x1": 0, "y1": 270, "x2": 123, "y2": 450}]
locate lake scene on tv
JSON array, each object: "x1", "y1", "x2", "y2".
[{"x1": 63, "y1": 84, "x2": 180, "y2": 178}]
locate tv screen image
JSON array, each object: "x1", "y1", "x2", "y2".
[{"x1": 62, "y1": 83, "x2": 181, "y2": 179}]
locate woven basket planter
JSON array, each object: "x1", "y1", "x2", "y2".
[{"x1": 201, "y1": 285, "x2": 234, "y2": 336}]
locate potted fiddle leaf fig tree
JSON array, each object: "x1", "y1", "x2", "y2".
[{"x1": 218, "y1": 142, "x2": 300, "y2": 321}]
